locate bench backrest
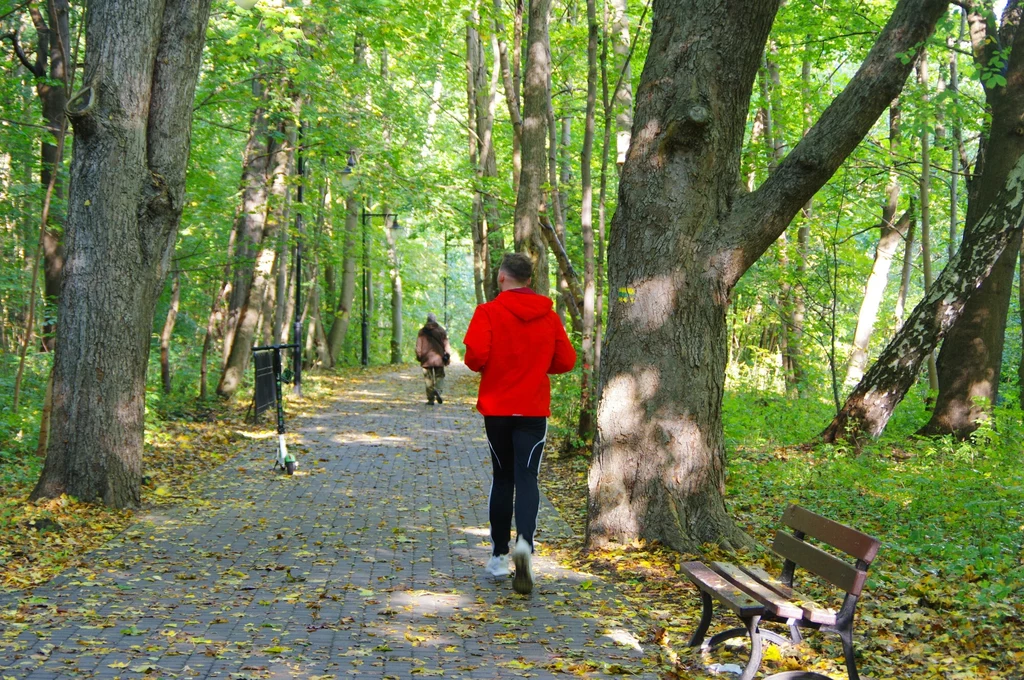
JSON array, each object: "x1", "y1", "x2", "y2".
[{"x1": 772, "y1": 504, "x2": 881, "y2": 597}]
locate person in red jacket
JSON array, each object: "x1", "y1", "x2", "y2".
[{"x1": 463, "y1": 252, "x2": 576, "y2": 594}]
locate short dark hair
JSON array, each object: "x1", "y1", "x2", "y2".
[{"x1": 499, "y1": 252, "x2": 533, "y2": 284}]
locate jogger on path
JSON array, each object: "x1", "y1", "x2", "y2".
[
  {"x1": 463, "y1": 253, "x2": 576, "y2": 594},
  {"x1": 416, "y1": 313, "x2": 452, "y2": 405}
]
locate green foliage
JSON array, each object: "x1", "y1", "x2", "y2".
[{"x1": 726, "y1": 386, "x2": 1024, "y2": 606}]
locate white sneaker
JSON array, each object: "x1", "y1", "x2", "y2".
[
  {"x1": 485, "y1": 555, "x2": 510, "y2": 577},
  {"x1": 511, "y1": 536, "x2": 533, "y2": 594}
]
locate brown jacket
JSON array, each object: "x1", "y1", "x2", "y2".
[{"x1": 416, "y1": 322, "x2": 451, "y2": 369}]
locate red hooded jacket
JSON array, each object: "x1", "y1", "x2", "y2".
[{"x1": 463, "y1": 288, "x2": 576, "y2": 416}]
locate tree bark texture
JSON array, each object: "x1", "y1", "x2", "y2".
[
  {"x1": 823, "y1": 153, "x2": 1024, "y2": 443},
  {"x1": 513, "y1": 0, "x2": 551, "y2": 287},
  {"x1": 920, "y1": 4, "x2": 1024, "y2": 436},
  {"x1": 31, "y1": 0, "x2": 213, "y2": 508},
  {"x1": 587, "y1": 0, "x2": 948, "y2": 551}
]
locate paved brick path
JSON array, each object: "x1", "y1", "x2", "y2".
[{"x1": 0, "y1": 364, "x2": 658, "y2": 679}]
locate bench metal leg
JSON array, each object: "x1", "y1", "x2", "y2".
[
  {"x1": 697, "y1": 615, "x2": 765, "y2": 680},
  {"x1": 687, "y1": 590, "x2": 714, "y2": 648},
  {"x1": 740, "y1": 614, "x2": 763, "y2": 680},
  {"x1": 787, "y1": 617, "x2": 803, "y2": 644},
  {"x1": 838, "y1": 626, "x2": 859, "y2": 680}
]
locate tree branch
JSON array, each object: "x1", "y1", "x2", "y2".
[
  {"x1": 1, "y1": 31, "x2": 42, "y2": 76},
  {"x1": 719, "y1": 0, "x2": 950, "y2": 287}
]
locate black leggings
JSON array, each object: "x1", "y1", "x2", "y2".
[{"x1": 484, "y1": 416, "x2": 547, "y2": 556}]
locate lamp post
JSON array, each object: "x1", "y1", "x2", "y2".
[{"x1": 360, "y1": 209, "x2": 401, "y2": 366}]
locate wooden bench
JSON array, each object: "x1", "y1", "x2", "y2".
[{"x1": 680, "y1": 505, "x2": 880, "y2": 680}]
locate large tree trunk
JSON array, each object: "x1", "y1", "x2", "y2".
[
  {"x1": 920, "y1": 4, "x2": 1024, "y2": 436},
  {"x1": 512, "y1": 0, "x2": 551, "y2": 287},
  {"x1": 586, "y1": 0, "x2": 948, "y2": 551},
  {"x1": 31, "y1": 0, "x2": 213, "y2": 508}
]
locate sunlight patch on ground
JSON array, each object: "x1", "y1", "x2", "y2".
[{"x1": 603, "y1": 628, "x2": 644, "y2": 652}]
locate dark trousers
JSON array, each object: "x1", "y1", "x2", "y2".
[{"x1": 484, "y1": 415, "x2": 547, "y2": 556}]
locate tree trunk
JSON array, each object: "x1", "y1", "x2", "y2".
[
  {"x1": 609, "y1": 0, "x2": 632, "y2": 167},
  {"x1": 273, "y1": 200, "x2": 289, "y2": 344},
  {"x1": 31, "y1": 0, "x2": 213, "y2": 508},
  {"x1": 823, "y1": 155, "x2": 1024, "y2": 442},
  {"x1": 918, "y1": 57, "x2": 940, "y2": 397},
  {"x1": 595, "y1": 0, "x2": 612, "y2": 389},
  {"x1": 919, "y1": 4, "x2": 1024, "y2": 436},
  {"x1": 492, "y1": 0, "x2": 525, "y2": 198},
  {"x1": 218, "y1": 117, "x2": 294, "y2": 398},
  {"x1": 789, "y1": 52, "x2": 815, "y2": 392},
  {"x1": 467, "y1": 15, "x2": 486, "y2": 305},
  {"x1": 1019, "y1": 243, "x2": 1024, "y2": 410},
  {"x1": 845, "y1": 104, "x2": 907, "y2": 386},
  {"x1": 895, "y1": 220, "x2": 917, "y2": 325},
  {"x1": 223, "y1": 82, "x2": 273, "y2": 366},
  {"x1": 199, "y1": 281, "x2": 223, "y2": 401},
  {"x1": 845, "y1": 209, "x2": 913, "y2": 386},
  {"x1": 160, "y1": 270, "x2": 180, "y2": 394},
  {"x1": 949, "y1": 11, "x2": 964, "y2": 260},
  {"x1": 577, "y1": 0, "x2": 599, "y2": 443},
  {"x1": 36, "y1": 1, "x2": 71, "y2": 352},
  {"x1": 327, "y1": 195, "x2": 359, "y2": 364},
  {"x1": 587, "y1": 0, "x2": 948, "y2": 551},
  {"x1": 485, "y1": 32, "x2": 506, "y2": 299},
  {"x1": 513, "y1": 0, "x2": 552, "y2": 288}
]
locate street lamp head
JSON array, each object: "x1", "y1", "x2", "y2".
[
  {"x1": 341, "y1": 150, "x2": 356, "y2": 175},
  {"x1": 234, "y1": 0, "x2": 259, "y2": 9}
]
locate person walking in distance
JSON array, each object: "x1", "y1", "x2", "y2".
[
  {"x1": 415, "y1": 313, "x2": 451, "y2": 405},
  {"x1": 463, "y1": 253, "x2": 576, "y2": 594}
]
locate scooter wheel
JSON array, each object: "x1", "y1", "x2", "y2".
[{"x1": 285, "y1": 460, "x2": 296, "y2": 476}]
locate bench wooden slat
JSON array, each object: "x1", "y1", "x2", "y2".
[
  {"x1": 680, "y1": 561, "x2": 764, "y2": 618},
  {"x1": 782, "y1": 505, "x2": 880, "y2": 564},
  {"x1": 711, "y1": 561, "x2": 804, "y2": 619},
  {"x1": 739, "y1": 565, "x2": 837, "y2": 626},
  {"x1": 773, "y1": 531, "x2": 869, "y2": 596}
]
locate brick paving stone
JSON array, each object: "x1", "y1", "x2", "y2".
[{"x1": 0, "y1": 364, "x2": 659, "y2": 678}]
